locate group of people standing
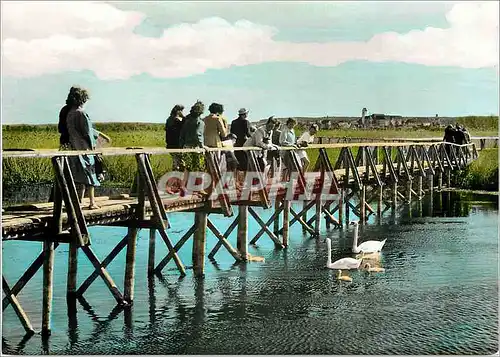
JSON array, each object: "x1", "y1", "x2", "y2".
[
  {"x1": 164, "y1": 100, "x2": 319, "y2": 194},
  {"x1": 443, "y1": 124, "x2": 471, "y2": 156},
  {"x1": 56, "y1": 87, "x2": 322, "y2": 206}
]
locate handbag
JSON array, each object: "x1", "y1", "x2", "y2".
[{"x1": 94, "y1": 154, "x2": 106, "y2": 180}]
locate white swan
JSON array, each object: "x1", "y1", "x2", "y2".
[
  {"x1": 350, "y1": 221, "x2": 386, "y2": 254},
  {"x1": 326, "y1": 238, "x2": 362, "y2": 282}
]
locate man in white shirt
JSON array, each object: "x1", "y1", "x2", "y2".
[
  {"x1": 279, "y1": 118, "x2": 298, "y2": 179},
  {"x1": 243, "y1": 116, "x2": 279, "y2": 172},
  {"x1": 297, "y1": 124, "x2": 319, "y2": 171}
]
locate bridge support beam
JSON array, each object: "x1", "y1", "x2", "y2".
[
  {"x1": 273, "y1": 200, "x2": 280, "y2": 235},
  {"x1": 360, "y1": 185, "x2": 366, "y2": 224},
  {"x1": 428, "y1": 173, "x2": 434, "y2": 216},
  {"x1": 42, "y1": 240, "x2": 55, "y2": 337},
  {"x1": 302, "y1": 201, "x2": 308, "y2": 234},
  {"x1": 193, "y1": 212, "x2": 208, "y2": 277},
  {"x1": 406, "y1": 179, "x2": 412, "y2": 204},
  {"x1": 237, "y1": 206, "x2": 248, "y2": 260},
  {"x1": 338, "y1": 189, "x2": 344, "y2": 228},
  {"x1": 148, "y1": 229, "x2": 156, "y2": 275},
  {"x1": 282, "y1": 200, "x2": 290, "y2": 246},
  {"x1": 124, "y1": 227, "x2": 139, "y2": 303},
  {"x1": 392, "y1": 182, "x2": 398, "y2": 209},
  {"x1": 417, "y1": 176, "x2": 423, "y2": 200},
  {"x1": 314, "y1": 198, "x2": 322, "y2": 236},
  {"x1": 377, "y1": 185, "x2": 383, "y2": 224},
  {"x1": 67, "y1": 240, "x2": 78, "y2": 297}
]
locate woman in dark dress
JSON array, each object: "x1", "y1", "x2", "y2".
[
  {"x1": 165, "y1": 104, "x2": 185, "y2": 171},
  {"x1": 65, "y1": 87, "x2": 101, "y2": 209},
  {"x1": 58, "y1": 86, "x2": 78, "y2": 150}
]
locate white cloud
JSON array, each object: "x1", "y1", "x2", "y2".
[{"x1": 1, "y1": 1, "x2": 498, "y2": 80}]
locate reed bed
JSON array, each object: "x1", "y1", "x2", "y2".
[{"x1": 2, "y1": 120, "x2": 498, "y2": 191}]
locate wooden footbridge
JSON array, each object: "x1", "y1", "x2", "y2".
[{"x1": 2, "y1": 140, "x2": 478, "y2": 338}]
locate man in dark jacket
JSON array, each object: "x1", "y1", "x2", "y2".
[{"x1": 230, "y1": 108, "x2": 252, "y2": 171}]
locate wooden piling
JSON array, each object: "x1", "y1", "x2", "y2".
[
  {"x1": 67, "y1": 238, "x2": 78, "y2": 297},
  {"x1": 392, "y1": 182, "x2": 398, "y2": 210},
  {"x1": 124, "y1": 227, "x2": 139, "y2": 303},
  {"x1": 428, "y1": 173, "x2": 434, "y2": 216},
  {"x1": 377, "y1": 185, "x2": 383, "y2": 222},
  {"x1": 446, "y1": 169, "x2": 451, "y2": 187},
  {"x1": 338, "y1": 189, "x2": 344, "y2": 228},
  {"x1": 237, "y1": 206, "x2": 248, "y2": 260},
  {"x1": 417, "y1": 175, "x2": 423, "y2": 200},
  {"x1": 193, "y1": 212, "x2": 208, "y2": 277},
  {"x1": 406, "y1": 179, "x2": 412, "y2": 204},
  {"x1": 314, "y1": 198, "x2": 321, "y2": 236},
  {"x1": 345, "y1": 188, "x2": 350, "y2": 224},
  {"x1": 438, "y1": 171, "x2": 443, "y2": 191},
  {"x1": 325, "y1": 202, "x2": 331, "y2": 230},
  {"x1": 282, "y1": 200, "x2": 290, "y2": 246},
  {"x1": 360, "y1": 185, "x2": 366, "y2": 224},
  {"x1": 42, "y1": 240, "x2": 55, "y2": 336},
  {"x1": 148, "y1": 229, "x2": 156, "y2": 275},
  {"x1": 302, "y1": 201, "x2": 308, "y2": 234},
  {"x1": 273, "y1": 200, "x2": 280, "y2": 235}
]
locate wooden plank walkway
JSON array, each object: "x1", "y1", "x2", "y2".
[{"x1": 1, "y1": 159, "x2": 465, "y2": 241}]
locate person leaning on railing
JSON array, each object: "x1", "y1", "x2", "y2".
[
  {"x1": 230, "y1": 108, "x2": 252, "y2": 171},
  {"x1": 267, "y1": 120, "x2": 282, "y2": 173},
  {"x1": 204, "y1": 102, "x2": 228, "y2": 167},
  {"x1": 243, "y1": 116, "x2": 279, "y2": 175},
  {"x1": 179, "y1": 100, "x2": 209, "y2": 196},
  {"x1": 296, "y1": 123, "x2": 319, "y2": 172},
  {"x1": 165, "y1": 104, "x2": 185, "y2": 171},
  {"x1": 279, "y1": 117, "x2": 299, "y2": 179}
]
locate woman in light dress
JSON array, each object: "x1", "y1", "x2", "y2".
[{"x1": 296, "y1": 124, "x2": 319, "y2": 172}]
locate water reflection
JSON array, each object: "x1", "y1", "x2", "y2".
[{"x1": 1, "y1": 192, "x2": 498, "y2": 354}]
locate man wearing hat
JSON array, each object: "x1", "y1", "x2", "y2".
[{"x1": 230, "y1": 108, "x2": 253, "y2": 171}]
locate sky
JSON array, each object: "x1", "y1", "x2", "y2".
[{"x1": 1, "y1": 1, "x2": 499, "y2": 125}]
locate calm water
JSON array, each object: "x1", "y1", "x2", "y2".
[{"x1": 2, "y1": 193, "x2": 498, "y2": 355}]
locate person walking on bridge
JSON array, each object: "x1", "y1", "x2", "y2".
[{"x1": 65, "y1": 86, "x2": 101, "y2": 210}]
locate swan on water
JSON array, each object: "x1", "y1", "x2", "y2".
[
  {"x1": 350, "y1": 221, "x2": 387, "y2": 254},
  {"x1": 326, "y1": 238, "x2": 362, "y2": 282}
]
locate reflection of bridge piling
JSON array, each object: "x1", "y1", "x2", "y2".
[{"x1": 2, "y1": 140, "x2": 478, "y2": 337}]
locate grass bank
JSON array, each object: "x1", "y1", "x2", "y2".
[
  {"x1": 453, "y1": 148, "x2": 498, "y2": 191},
  {"x1": 2, "y1": 122, "x2": 498, "y2": 192}
]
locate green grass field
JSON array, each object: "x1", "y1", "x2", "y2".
[{"x1": 2, "y1": 119, "x2": 498, "y2": 192}]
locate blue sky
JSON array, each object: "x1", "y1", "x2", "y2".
[{"x1": 1, "y1": 1, "x2": 498, "y2": 125}]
